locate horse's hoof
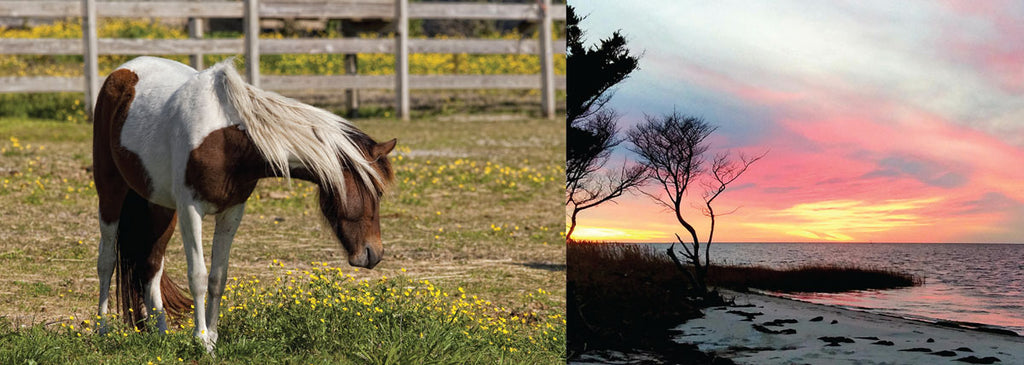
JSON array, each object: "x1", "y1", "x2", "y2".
[
  {"x1": 202, "y1": 337, "x2": 216, "y2": 354},
  {"x1": 194, "y1": 331, "x2": 216, "y2": 354}
]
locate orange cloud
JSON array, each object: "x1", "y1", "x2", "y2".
[{"x1": 742, "y1": 197, "x2": 943, "y2": 241}]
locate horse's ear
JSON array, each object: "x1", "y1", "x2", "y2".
[{"x1": 371, "y1": 138, "x2": 397, "y2": 160}]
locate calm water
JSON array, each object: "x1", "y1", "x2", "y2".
[{"x1": 652, "y1": 242, "x2": 1024, "y2": 335}]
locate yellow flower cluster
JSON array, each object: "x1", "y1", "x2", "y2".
[
  {"x1": 217, "y1": 262, "x2": 564, "y2": 354},
  {"x1": 394, "y1": 157, "x2": 562, "y2": 194},
  {"x1": 0, "y1": 136, "x2": 96, "y2": 200}
]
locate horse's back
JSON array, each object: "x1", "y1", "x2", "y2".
[{"x1": 99, "y1": 57, "x2": 200, "y2": 207}]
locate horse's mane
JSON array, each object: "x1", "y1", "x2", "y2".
[{"x1": 213, "y1": 59, "x2": 382, "y2": 200}]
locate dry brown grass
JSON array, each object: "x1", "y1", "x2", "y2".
[
  {"x1": 0, "y1": 115, "x2": 565, "y2": 327},
  {"x1": 567, "y1": 240, "x2": 714, "y2": 362}
]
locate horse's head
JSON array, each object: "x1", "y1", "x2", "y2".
[{"x1": 317, "y1": 138, "x2": 396, "y2": 269}]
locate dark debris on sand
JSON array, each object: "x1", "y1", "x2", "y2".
[
  {"x1": 752, "y1": 324, "x2": 796, "y2": 335},
  {"x1": 899, "y1": 347, "x2": 932, "y2": 352},
  {"x1": 726, "y1": 310, "x2": 764, "y2": 321},
  {"x1": 762, "y1": 318, "x2": 798, "y2": 327},
  {"x1": 817, "y1": 336, "x2": 855, "y2": 347},
  {"x1": 956, "y1": 356, "x2": 1002, "y2": 364}
]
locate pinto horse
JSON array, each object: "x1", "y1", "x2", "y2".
[{"x1": 93, "y1": 56, "x2": 395, "y2": 350}]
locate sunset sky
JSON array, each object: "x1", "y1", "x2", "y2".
[{"x1": 569, "y1": 0, "x2": 1024, "y2": 243}]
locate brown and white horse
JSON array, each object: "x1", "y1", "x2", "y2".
[{"x1": 93, "y1": 56, "x2": 395, "y2": 351}]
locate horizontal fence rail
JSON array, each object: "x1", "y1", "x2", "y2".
[
  {"x1": 0, "y1": 0, "x2": 566, "y2": 119},
  {"x1": 0, "y1": 1, "x2": 567, "y2": 20}
]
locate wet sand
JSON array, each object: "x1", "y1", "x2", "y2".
[{"x1": 675, "y1": 290, "x2": 1023, "y2": 364}]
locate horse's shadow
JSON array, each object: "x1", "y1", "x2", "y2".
[{"x1": 517, "y1": 262, "x2": 565, "y2": 272}]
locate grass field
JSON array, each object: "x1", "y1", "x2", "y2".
[{"x1": 0, "y1": 115, "x2": 565, "y2": 363}]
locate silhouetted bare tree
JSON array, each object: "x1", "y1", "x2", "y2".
[
  {"x1": 566, "y1": 111, "x2": 647, "y2": 240},
  {"x1": 565, "y1": 5, "x2": 642, "y2": 240},
  {"x1": 628, "y1": 111, "x2": 764, "y2": 296}
]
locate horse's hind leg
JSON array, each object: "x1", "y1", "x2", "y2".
[
  {"x1": 94, "y1": 166, "x2": 128, "y2": 331},
  {"x1": 114, "y1": 190, "x2": 178, "y2": 333},
  {"x1": 96, "y1": 215, "x2": 121, "y2": 331},
  {"x1": 140, "y1": 201, "x2": 178, "y2": 334}
]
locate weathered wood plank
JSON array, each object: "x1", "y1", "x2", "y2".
[
  {"x1": 410, "y1": 39, "x2": 567, "y2": 55},
  {"x1": 263, "y1": 75, "x2": 393, "y2": 90},
  {"x1": 539, "y1": 0, "x2": 554, "y2": 119},
  {"x1": 0, "y1": 77, "x2": 82, "y2": 93},
  {"x1": 263, "y1": 74, "x2": 565, "y2": 90},
  {"x1": 395, "y1": 0, "x2": 410, "y2": 120},
  {"x1": 262, "y1": 38, "x2": 392, "y2": 54},
  {"x1": 0, "y1": 1, "x2": 242, "y2": 18},
  {"x1": 0, "y1": 1, "x2": 564, "y2": 20},
  {"x1": 0, "y1": 38, "x2": 566, "y2": 56},
  {"x1": 0, "y1": 1, "x2": 78, "y2": 17},
  {"x1": 0, "y1": 75, "x2": 566, "y2": 93},
  {"x1": 245, "y1": 0, "x2": 260, "y2": 87},
  {"x1": 410, "y1": 3, "x2": 566, "y2": 21},
  {"x1": 83, "y1": 0, "x2": 100, "y2": 117},
  {"x1": 260, "y1": 2, "x2": 393, "y2": 18}
]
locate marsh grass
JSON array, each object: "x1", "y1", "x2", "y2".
[
  {"x1": 567, "y1": 240, "x2": 706, "y2": 361},
  {"x1": 709, "y1": 264, "x2": 924, "y2": 293},
  {"x1": 0, "y1": 115, "x2": 564, "y2": 363}
]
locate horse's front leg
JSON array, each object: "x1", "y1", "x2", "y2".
[
  {"x1": 205, "y1": 203, "x2": 245, "y2": 343},
  {"x1": 177, "y1": 202, "x2": 213, "y2": 351}
]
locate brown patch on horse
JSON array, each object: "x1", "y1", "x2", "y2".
[
  {"x1": 184, "y1": 125, "x2": 268, "y2": 213},
  {"x1": 92, "y1": 68, "x2": 152, "y2": 223},
  {"x1": 349, "y1": 132, "x2": 396, "y2": 193},
  {"x1": 115, "y1": 190, "x2": 192, "y2": 327}
]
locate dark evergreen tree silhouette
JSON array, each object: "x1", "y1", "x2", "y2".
[{"x1": 565, "y1": 5, "x2": 643, "y2": 240}]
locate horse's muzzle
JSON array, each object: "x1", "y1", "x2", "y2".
[{"x1": 349, "y1": 245, "x2": 382, "y2": 269}]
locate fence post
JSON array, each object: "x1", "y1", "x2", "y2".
[
  {"x1": 345, "y1": 54, "x2": 359, "y2": 117},
  {"x1": 538, "y1": 0, "x2": 555, "y2": 120},
  {"x1": 188, "y1": 14, "x2": 204, "y2": 70},
  {"x1": 244, "y1": 0, "x2": 260, "y2": 87},
  {"x1": 82, "y1": 0, "x2": 99, "y2": 120},
  {"x1": 395, "y1": 0, "x2": 410, "y2": 120}
]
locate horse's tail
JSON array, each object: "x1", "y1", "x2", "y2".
[{"x1": 115, "y1": 190, "x2": 193, "y2": 327}]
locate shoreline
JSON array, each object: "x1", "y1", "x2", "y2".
[
  {"x1": 675, "y1": 290, "x2": 1023, "y2": 364},
  {"x1": 762, "y1": 290, "x2": 1024, "y2": 337}
]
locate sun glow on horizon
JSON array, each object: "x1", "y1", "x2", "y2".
[
  {"x1": 742, "y1": 197, "x2": 944, "y2": 242},
  {"x1": 569, "y1": 226, "x2": 668, "y2": 242}
]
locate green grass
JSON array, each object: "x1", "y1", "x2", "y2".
[
  {"x1": 1, "y1": 266, "x2": 562, "y2": 364},
  {"x1": 0, "y1": 115, "x2": 565, "y2": 363}
]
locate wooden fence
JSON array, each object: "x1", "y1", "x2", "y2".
[{"x1": 0, "y1": 0, "x2": 566, "y2": 119}]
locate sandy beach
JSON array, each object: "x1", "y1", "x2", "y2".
[{"x1": 674, "y1": 290, "x2": 1024, "y2": 364}]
